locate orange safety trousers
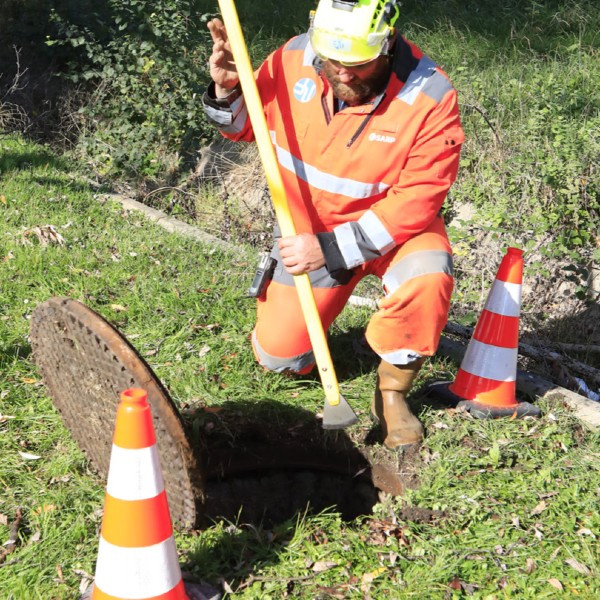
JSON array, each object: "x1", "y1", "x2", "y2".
[{"x1": 252, "y1": 215, "x2": 453, "y2": 373}]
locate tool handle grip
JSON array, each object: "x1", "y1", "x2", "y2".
[{"x1": 217, "y1": 0, "x2": 341, "y2": 405}]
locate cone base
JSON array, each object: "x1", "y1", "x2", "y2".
[
  {"x1": 424, "y1": 382, "x2": 542, "y2": 419},
  {"x1": 83, "y1": 579, "x2": 221, "y2": 600},
  {"x1": 456, "y1": 399, "x2": 541, "y2": 419}
]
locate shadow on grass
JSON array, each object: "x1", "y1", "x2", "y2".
[
  {"x1": 0, "y1": 148, "x2": 67, "y2": 174},
  {"x1": 0, "y1": 341, "x2": 33, "y2": 366}
]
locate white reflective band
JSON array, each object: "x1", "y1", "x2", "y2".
[
  {"x1": 358, "y1": 210, "x2": 395, "y2": 253},
  {"x1": 303, "y1": 40, "x2": 317, "y2": 66},
  {"x1": 94, "y1": 536, "x2": 182, "y2": 598},
  {"x1": 106, "y1": 445, "x2": 164, "y2": 501},
  {"x1": 251, "y1": 329, "x2": 314, "y2": 373},
  {"x1": 334, "y1": 223, "x2": 363, "y2": 269},
  {"x1": 378, "y1": 349, "x2": 422, "y2": 365},
  {"x1": 398, "y1": 56, "x2": 437, "y2": 106},
  {"x1": 270, "y1": 133, "x2": 391, "y2": 199},
  {"x1": 221, "y1": 101, "x2": 248, "y2": 135},
  {"x1": 460, "y1": 339, "x2": 517, "y2": 382},
  {"x1": 484, "y1": 280, "x2": 522, "y2": 317},
  {"x1": 382, "y1": 249, "x2": 453, "y2": 296}
]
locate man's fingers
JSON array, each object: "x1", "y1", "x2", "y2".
[
  {"x1": 210, "y1": 48, "x2": 227, "y2": 69},
  {"x1": 207, "y1": 20, "x2": 220, "y2": 42},
  {"x1": 207, "y1": 18, "x2": 228, "y2": 44}
]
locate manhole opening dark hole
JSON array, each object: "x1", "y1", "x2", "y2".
[{"x1": 203, "y1": 467, "x2": 380, "y2": 528}]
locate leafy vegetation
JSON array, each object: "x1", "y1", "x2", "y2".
[
  {"x1": 421, "y1": 1, "x2": 600, "y2": 282},
  {"x1": 45, "y1": 0, "x2": 215, "y2": 180}
]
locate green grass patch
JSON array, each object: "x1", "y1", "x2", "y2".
[{"x1": 1, "y1": 135, "x2": 599, "y2": 598}]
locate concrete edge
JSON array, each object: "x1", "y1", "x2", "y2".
[{"x1": 99, "y1": 190, "x2": 233, "y2": 251}]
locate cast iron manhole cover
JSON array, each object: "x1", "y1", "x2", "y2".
[{"x1": 29, "y1": 297, "x2": 204, "y2": 529}]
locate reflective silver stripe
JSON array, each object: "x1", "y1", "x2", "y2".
[
  {"x1": 382, "y1": 250, "x2": 453, "y2": 295},
  {"x1": 484, "y1": 280, "x2": 522, "y2": 317},
  {"x1": 358, "y1": 210, "x2": 395, "y2": 254},
  {"x1": 284, "y1": 33, "x2": 315, "y2": 67},
  {"x1": 334, "y1": 223, "x2": 364, "y2": 269},
  {"x1": 378, "y1": 349, "x2": 423, "y2": 365},
  {"x1": 220, "y1": 97, "x2": 248, "y2": 135},
  {"x1": 285, "y1": 34, "x2": 309, "y2": 52},
  {"x1": 303, "y1": 42, "x2": 318, "y2": 67},
  {"x1": 460, "y1": 339, "x2": 517, "y2": 382},
  {"x1": 270, "y1": 133, "x2": 391, "y2": 199},
  {"x1": 251, "y1": 330, "x2": 314, "y2": 373},
  {"x1": 422, "y1": 71, "x2": 453, "y2": 103},
  {"x1": 397, "y1": 56, "x2": 437, "y2": 106}
]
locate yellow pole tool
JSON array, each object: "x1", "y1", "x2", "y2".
[{"x1": 216, "y1": 0, "x2": 358, "y2": 429}]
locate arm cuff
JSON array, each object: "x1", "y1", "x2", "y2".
[
  {"x1": 202, "y1": 82, "x2": 244, "y2": 128},
  {"x1": 316, "y1": 232, "x2": 347, "y2": 271},
  {"x1": 203, "y1": 81, "x2": 242, "y2": 106}
]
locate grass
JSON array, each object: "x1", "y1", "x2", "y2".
[{"x1": 1, "y1": 135, "x2": 599, "y2": 599}]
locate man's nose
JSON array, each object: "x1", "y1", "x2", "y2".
[{"x1": 336, "y1": 68, "x2": 355, "y2": 83}]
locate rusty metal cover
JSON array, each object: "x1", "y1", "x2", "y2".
[{"x1": 29, "y1": 297, "x2": 204, "y2": 529}]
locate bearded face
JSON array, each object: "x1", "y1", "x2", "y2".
[{"x1": 321, "y1": 56, "x2": 391, "y2": 106}]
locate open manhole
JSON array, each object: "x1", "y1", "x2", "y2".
[{"x1": 30, "y1": 297, "x2": 411, "y2": 530}]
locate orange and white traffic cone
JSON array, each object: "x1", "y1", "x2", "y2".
[
  {"x1": 89, "y1": 388, "x2": 190, "y2": 600},
  {"x1": 434, "y1": 247, "x2": 540, "y2": 418}
]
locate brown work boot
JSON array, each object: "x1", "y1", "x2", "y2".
[{"x1": 371, "y1": 359, "x2": 426, "y2": 449}]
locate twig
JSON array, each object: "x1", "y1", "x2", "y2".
[
  {"x1": 461, "y1": 103, "x2": 501, "y2": 145},
  {"x1": 232, "y1": 573, "x2": 315, "y2": 593},
  {"x1": 142, "y1": 186, "x2": 195, "y2": 200},
  {"x1": 232, "y1": 566, "x2": 342, "y2": 593},
  {"x1": 0, "y1": 558, "x2": 19, "y2": 568},
  {"x1": 1, "y1": 47, "x2": 28, "y2": 99},
  {"x1": 0, "y1": 508, "x2": 23, "y2": 564}
]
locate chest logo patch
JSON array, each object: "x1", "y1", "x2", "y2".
[
  {"x1": 293, "y1": 78, "x2": 317, "y2": 103},
  {"x1": 369, "y1": 132, "x2": 396, "y2": 144}
]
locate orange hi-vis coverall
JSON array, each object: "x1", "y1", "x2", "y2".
[{"x1": 203, "y1": 34, "x2": 465, "y2": 373}]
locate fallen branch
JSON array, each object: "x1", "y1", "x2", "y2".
[
  {"x1": 437, "y1": 335, "x2": 600, "y2": 430},
  {"x1": 526, "y1": 341, "x2": 600, "y2": 356}
]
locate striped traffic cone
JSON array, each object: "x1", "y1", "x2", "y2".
[
  {"x1": 90, "y1": 388, "x2": 189, "y2": 600},
  {"x1": 434, "y1": 247, "x2": 540, "y2": 418}
]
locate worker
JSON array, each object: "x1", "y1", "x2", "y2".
[{"x1": 202, "y1": 0, "x2": 464, "y2": 448}]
